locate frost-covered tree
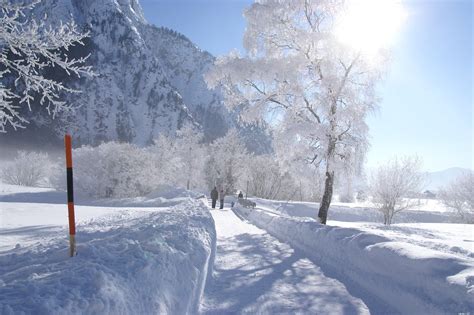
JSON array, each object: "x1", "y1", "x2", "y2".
[
  {"x1": 206, "y1": 0, "x2": 383, "y2": 224},
  {"x1": 439, "y1": 172, "x2": 474, "y2": 224},
  {"x1": 270, "y1": 143, "x2": 325, "y2": 202},
  {"x1": 52, "y1": 142, "x2": 154, "y2": 198},
  {"x1": 369, "y1": 156, "x2": 423, "y2": 225},
  {"x1": 0, "y1": 0, "x2": 93, "y2": 132},
  {"x1": 149, "y1": 134, "x2": 182, "y2": 187},
  {"x1": 205, "y1": 129, "x2": 249, "y2": 194},
  {"x1": 1, "y1": 150, "x2": 51, "y2": 186},
  {"x1": 174, "y1": 124, "x2": 207, "y2": 190},
  {"x1": 245, "y1": 154, "x2": 287, "y2": 200},
  {"x1": 148, "y1": 127, "x2": 207, "y2": 191}
]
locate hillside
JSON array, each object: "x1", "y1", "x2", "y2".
[
  {"x1": 0, "y1": 0, "x2": 269, "y2": 150},
  {"x1": 424, "y1": 167, "x2": 472, "y2": 191}
]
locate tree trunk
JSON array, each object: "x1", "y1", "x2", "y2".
[
  {"x1": 318, "y1": 137, "x2": 336, "y2": 225},
  {"x1": 318, "y1": 170, "x2": 334, "y2": 224},
  {"x1": 388, "y1": 209, "x2": 394, "y2": 225}
]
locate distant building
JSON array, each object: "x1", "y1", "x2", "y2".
[{"x1": 422, "y1": 190, "x2": 437, "y2": 199}]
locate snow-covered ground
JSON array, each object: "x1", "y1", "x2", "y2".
[
  {"x1": 252, "y1": 197, "x2": 473, "y2": 258},
  {"x1": 233, "y1": 200, "x2": 474, "y2": 314},
  {"x1": 0, "y1": 184, "x2": 215, "y2": 314},
  {"x1": 253, "y1": 197, "x2": 454, "y2": 224},
  {"x1": 332, "y1": 221, "x2": 473, "y2": 260},
  {"x1": 2, "y1": 181, "x2": 473, "y2": 314},
  {"x1": 200, "y1": 203, "x2": 369, "y2": 314}
]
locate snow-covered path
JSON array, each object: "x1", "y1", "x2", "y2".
[{"x1": 200, "y1": 204, "x2": 369, "y2": 315}]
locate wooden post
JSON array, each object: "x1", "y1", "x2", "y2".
[{"x1": 65, "y1": 134, "x2": 76, "y2": 257}]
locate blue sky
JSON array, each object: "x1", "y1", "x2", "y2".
[{"x1": 140, "y1": 0, "x2": 472, "y2": 172}]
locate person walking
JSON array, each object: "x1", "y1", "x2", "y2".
[
  {"x1": 238, "y1": 191, "x2": 243, "y2": 199},
  {"x1": 219, "y1": 188, "x2": 225, "y2": 209},
  {"x1": 210, "y1": 187, "x2": 218, "y2": 209}
]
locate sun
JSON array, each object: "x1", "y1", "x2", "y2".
[{"x1": 334, "y1": 0, "x2": 407, "y2": 56}]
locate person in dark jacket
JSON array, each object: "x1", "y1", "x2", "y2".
[
  {"x1": 238, "y1": 191, "x2": 243, "y2": 199},
  {"x1": 210, "y1": 187, "x2": 218, "y2": 209},
  {"x1": 219, "y1": 188, "x2": 225, "y2": 209}
]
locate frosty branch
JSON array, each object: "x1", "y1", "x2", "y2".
[{"x1": 0, "y1": 0, "x2": 94, "y2": 132}]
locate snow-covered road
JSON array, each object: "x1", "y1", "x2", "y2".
[{"x1": 200, "y1": 204, "x2": 369, "y2": 315}]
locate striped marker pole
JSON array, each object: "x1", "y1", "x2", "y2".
[{"x1": 65, "y1": 134, "x2": 76, "y2": 257}]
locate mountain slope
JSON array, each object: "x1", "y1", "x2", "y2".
[
  {"x1": 424, "y1": 167, "x2": 472, "y2": 191},
  {"x1": 3, "y1": 0, "x2": 246, "y2": 146}
]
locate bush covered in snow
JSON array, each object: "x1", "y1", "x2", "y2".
[
  {"x1": 439, "y1": 172, "x2": 474, "y2": 223},
  {"x1": 369, "y1": 156, "x2": 423, "y2": 225},
  {"x1": 150, "y1": 124, "x2": 207, "y2": 190},
  {"x1": 52, "y1": 142, "x2": 155, "y2": 198},
  {"x1": 51, "y1": 126, "x2": 209, "y2": 198},
  {"x1": 39, "y1": 123, "x2": 355, "y2": 204},
  {"x1": 0, "y1": 151, "x2": 52, "y2": 187}
]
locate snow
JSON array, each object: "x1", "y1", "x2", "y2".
[
  {"x1": 233, "y1": 202, "x2": 474, "y2": 314},
  {"x1": 0, "y1": 184, "x2": 216, "y2": 314},
  {"x1": 2, "y1": 180, "x2": 473, "y2": 314},
  {"x1": 253, "y1": 197, "x2": 453, "y2": 223},
  {"x1": 331, "y1": 221, "x2": 474, "y2": 259},
  {"x1": 200, "y1": 204, "x2": 369, "y2": 314}
]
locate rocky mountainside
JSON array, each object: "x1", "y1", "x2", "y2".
[{"x1": 3, "y1": 0, "x2": 267, "y2": 148}]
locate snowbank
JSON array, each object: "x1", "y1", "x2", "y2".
[
  {"x1": 0, "y1": 198, "x2": 216, "y2": 315},
  {"x1": 233, "y1": 205, "x2": 474, "y2": 314},
  {"x1": 252, "y1": 197, "x2": 453, "y2": 223},
  {"x1": 0, "y1": 185, "x2": 204, "y2": 208}
]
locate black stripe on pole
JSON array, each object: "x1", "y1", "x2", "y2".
[{"x1": 67, "y1": 168, "x2": 74, "y2": 203}]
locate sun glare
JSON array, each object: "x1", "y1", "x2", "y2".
[{"x1": 335, "y1": 0, "x2": 406, "y2": 56}]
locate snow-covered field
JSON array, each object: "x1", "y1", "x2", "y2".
[
  {"x1": 234, "y1": 199, "x2": 474, "y2": 314},
  {"x1": 252, "y1": 197, "x2": 473, "y2": 258},
  {"x1": 0, "y1": 183, "x2": 215, "y2": 314}
]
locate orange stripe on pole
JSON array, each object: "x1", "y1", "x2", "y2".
[
  {"x1": 67, "y1": 202, "x2": 76, "y2": 235},
  {"x1": 65, "y1": 135, "x2": 73, "y2": 168}
]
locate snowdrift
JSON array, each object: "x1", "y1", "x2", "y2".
[
  {"x1": 0, "y1": 198, "x2": 216, "y2": 315},
  {"x1": 0, "y1": 185, "x2": 204, "y2": 208},
  {"x1": 252, "y1": 198, "x2": 453, "y2": 223},
  {"x1": 233, "y1": 205, "x2": 474, "y2": 314}
]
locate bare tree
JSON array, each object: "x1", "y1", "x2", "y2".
[
  {"x1": 439, "y1": 172, "x2": 474, "y2": 224},
  {"x1": 0, "y1": 0, "x2": 93, "y2": 132},
  {"x1": 369, "y1": 156, "x2": 423, "y2": 225}
]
